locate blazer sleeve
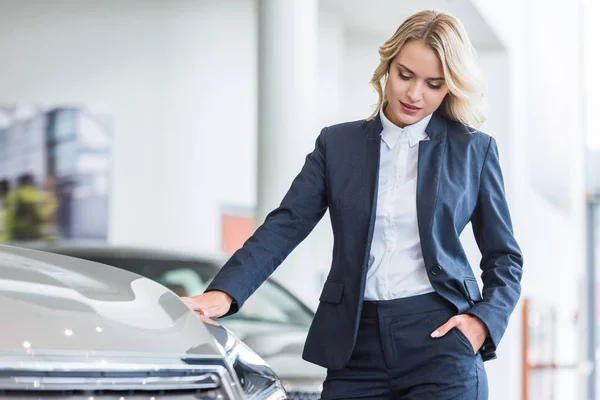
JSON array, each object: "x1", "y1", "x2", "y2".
[
  {"x1": 467, "y1": 136, "x2": 524, "y2": 355},
  {"x1": 205, "y1": 127, "x2": 329, "y2": 316}
]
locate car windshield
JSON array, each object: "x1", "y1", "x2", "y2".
[{"x1": 74, "y1": 255, "x2": 314, "y2": 327}]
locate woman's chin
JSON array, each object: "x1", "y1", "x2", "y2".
[{"x1": 395, "y1": 112, "x2": 420, "y2": 127}]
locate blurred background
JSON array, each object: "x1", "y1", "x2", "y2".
[{"x1": 0, "y1": 0, "x2": 598, "y2": 398}]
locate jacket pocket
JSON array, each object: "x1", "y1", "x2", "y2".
[
  {"x1": 464, "y1": 278, "x2": 483, "y2": 302},
  {"x1": 319, "y1": 280, "x2": 344, "y2": 304}
]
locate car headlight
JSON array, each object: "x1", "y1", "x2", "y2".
[{"x1": 223, "y1": 328, "x2": 287, "y2": 400}]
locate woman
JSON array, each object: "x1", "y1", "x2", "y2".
[{"x1": 183, "y1": 9, "x2": 522, "y2": 399}]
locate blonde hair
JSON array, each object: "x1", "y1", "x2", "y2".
[{"x1": 368, "y1": 10, "x2": 486, "y2": 129}]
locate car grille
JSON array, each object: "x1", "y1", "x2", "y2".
[
  {"x1": 0, "y1": 390, "x2": 224, "y2": 399},
  {"x1": 0, "y1": 362, "x2": 242, "y2": 400},
  {"x1": 287, "y1": 390, "x2": 321, "y2": 400}
]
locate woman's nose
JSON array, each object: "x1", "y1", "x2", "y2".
[{"x1": 407, "y1": 83, "x2": 423, "y2": 102}]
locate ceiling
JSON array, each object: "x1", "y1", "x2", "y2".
[{"x1": 320, "y1": 0, "x2": 504, "y2": 51}]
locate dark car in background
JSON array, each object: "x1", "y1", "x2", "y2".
[
  {"x1": 37, "y1": 245, "x2": 326, "y2": 399},
  {"x1": 0, "y1": 244, "x2": 287, "y2": 399}
]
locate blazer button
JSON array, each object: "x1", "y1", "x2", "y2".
[{"x1": 430, "y1": 265, "x2": 443, "y2": 276}]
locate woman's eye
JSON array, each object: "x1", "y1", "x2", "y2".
[
  {"x1": 428, "y1": 84, "x2": 442, "y2": 90},
  {"x1": 399, "y1": 73, "x2": 411, "y2": 80}
]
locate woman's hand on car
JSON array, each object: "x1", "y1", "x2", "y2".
[{"x1": 181, "y1": 291, "x2": 233, "y2": 318}]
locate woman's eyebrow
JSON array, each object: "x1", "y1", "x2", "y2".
[{"x1": 397, "y1": 63, "x2": 445, "y2": 81}]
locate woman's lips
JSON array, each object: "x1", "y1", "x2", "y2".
[{"x1": 400, "y1": 100, "x2": 421, "y2": 115}]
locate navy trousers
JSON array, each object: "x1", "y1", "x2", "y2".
[{"x1": 320, "y1": 292, "x2": 488, "y2": 399}]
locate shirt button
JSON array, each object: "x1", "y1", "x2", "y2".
[{"x1": 430, "y1": 265, "x2": 443, "y2": 276}]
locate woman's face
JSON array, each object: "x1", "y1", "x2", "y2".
[{"x1": 384, "y1": 40, "x2": 449, "y2": 128}]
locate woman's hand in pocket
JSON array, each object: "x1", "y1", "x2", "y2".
[{"x1": 430, "y1": 314, "x2": 488, "y2": 354}]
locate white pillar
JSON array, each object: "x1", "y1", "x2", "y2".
[{"x1": 257, "y1": 0, "x2": 322, "y2": 306}]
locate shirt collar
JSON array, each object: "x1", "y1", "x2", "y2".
[{"x1": 379, "y1": 107, "x2": 432, "y2": 149}]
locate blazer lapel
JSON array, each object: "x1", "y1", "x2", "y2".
[
  {"x1": 357, "y1": 115, "x2": 382, "y2": 291},
  {"x1": 417, "y1": 111, "x2": 448, "y2": 260},
  {"x1": 365, "y1": 115, "x2": 383, "y2": 218}
]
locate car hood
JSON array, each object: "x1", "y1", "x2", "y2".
[{"x1": 0, "y1": 245, "x2": 223, "y2": 360}]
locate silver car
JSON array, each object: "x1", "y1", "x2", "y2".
[
  {"x1": 0, "y1": 244, "x2": 287, "y2": 399},
  {"x1": 35, "y1": 246, "x2": 327, "y2": 399}
]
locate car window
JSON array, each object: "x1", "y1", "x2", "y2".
[
  {"x1": 228, "y1": 278, "x2": 313, "y2": 327},
  {"x1": 65, "y1": 254, "x2": 313, "y2": 327},
  {"x1": 157, "y1": 266, "x2": 312, "y2": 327},
  {"x1": 159, "y1": 268, "x2": 207, "y2": 297}
]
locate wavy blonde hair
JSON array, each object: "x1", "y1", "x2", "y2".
[{"x1": 368, "y1": 10, "x2": 486, "y2": 129}]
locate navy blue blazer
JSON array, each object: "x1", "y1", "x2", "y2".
[{"x1": 206, "y1": 110, "x2": 523, "y2": 369}]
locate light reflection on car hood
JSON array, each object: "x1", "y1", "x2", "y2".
[{"x1": 0, "y1": 245, "x2": 222, "y2": 360}]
